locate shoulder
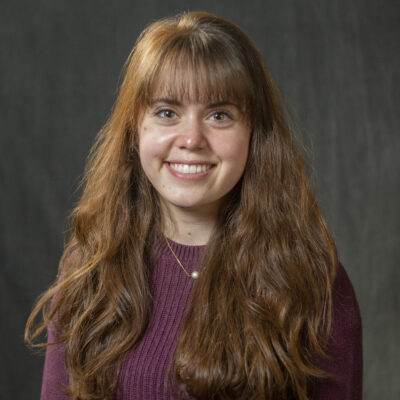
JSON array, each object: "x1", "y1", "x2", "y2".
[
  {"x1": 330, "y1": 262, "x2": 362, "y2": 343},
  {"x1": 57, "y1": 248, "x2": 80, "y2": 282},
  {"x1": 311, "y1": 262, "x2": 363, "y2": 399}
]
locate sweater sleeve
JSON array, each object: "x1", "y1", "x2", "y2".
[
  {"x1": 41, "y1": 326, "x2": 70, "y2": 399},
  {"x1": 41, "y1": 255, "x2": 73, "y2": 399},
  {"x1": 311, "y1": 263, "x2": 363, "y2": 399}
]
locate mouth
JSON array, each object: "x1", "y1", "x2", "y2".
[
  {"x1": 166, "y1": 161, "x2": 215, "y2": 175},
  {"x1": 164, "y1": 161, "x2": 216, "y2": 181}
]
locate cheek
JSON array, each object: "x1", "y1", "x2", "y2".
[
  {"x1": 138, "y1": 125, "x2": 169, "y2": 168},
  {"x1": 231, "y1": 140, "x2": 250, "y2": 179},
  {"x1": 214, "y1": 133, "x2": 250, "y2": 166}
]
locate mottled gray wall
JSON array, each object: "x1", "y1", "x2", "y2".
[{"x1": 1, "y1": 0, "x2": 399, "y2": 399}]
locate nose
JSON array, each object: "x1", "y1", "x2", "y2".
[{"x1": 177, "y1": 117, "x2": 207, "y2": 150}]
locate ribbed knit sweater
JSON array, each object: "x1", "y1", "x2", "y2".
[{"x1": 41, "y1": 236, "x2": 362, "y2": 399}]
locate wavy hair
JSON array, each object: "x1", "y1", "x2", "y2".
[{"x1": 25, "y1": 11, "x2": 338, "y2": 400}]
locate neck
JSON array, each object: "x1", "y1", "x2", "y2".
[{"x1": 161, "y1": 202, "x2": 219, "y2": 246}]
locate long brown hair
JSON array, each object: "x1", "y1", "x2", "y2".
[{"x1": 25, "y1": 11, "x2": 338, "y2": 400}]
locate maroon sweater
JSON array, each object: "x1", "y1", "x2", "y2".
[{"x1": 41, "y1": 237, "x2": 363, "y2": 399}]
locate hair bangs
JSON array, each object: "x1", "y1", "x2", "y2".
[{"x1": 143, "y1": 35, "x2": 253, "y2": 114}]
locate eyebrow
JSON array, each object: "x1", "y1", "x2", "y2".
[{"x1": 149, "y1": 97, "x2": 239, "y2": 109}]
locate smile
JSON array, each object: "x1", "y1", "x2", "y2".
[{"x1": 169, "y1": 163, "x2": 213, "y2": 174}]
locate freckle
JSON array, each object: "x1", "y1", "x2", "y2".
[{"x1": 187, "y1": 232, "x2": 191, "y2": 235}]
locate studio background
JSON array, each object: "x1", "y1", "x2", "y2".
[{"x1": 1, "y1": 0, "x2": 399, "y2": 399}]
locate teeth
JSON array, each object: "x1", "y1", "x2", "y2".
[{"x1": 169, "y1": 163, "x2": 212, "y2": 174}]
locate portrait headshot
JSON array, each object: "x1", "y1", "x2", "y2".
[{"x1": 1, "y1": 1, "x2": 398, "y2": 400}]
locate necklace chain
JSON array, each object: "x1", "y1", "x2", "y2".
[{"x1": 163, "y1": 234, "x2": 199, "y2": 279}]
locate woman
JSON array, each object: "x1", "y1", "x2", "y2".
[{"x1": 26, "y1": 11, "x2": 362, "y2": 400}]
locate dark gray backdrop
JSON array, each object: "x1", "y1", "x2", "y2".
[{"x1": 1, "y1": 0, "x2": 399, "y2": 399}]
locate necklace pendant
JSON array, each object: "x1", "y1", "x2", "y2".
[{"x1": 163, "y1": 234, "x2": 199, "y2": 280}]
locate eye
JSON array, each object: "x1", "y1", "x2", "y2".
[
  {"x1": 156, "y1": 109, "x2": 178, "y2": 119},
  {"x1": 209, "y1": 111, "x2": 232, "y2": 122}
]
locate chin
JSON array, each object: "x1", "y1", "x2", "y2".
[
  {"x1": 172, "y1": 202, "x2": 203, "y2": 209},
  {"x1": 168, "y1": 198, "x2": 209, "y2": 209}
]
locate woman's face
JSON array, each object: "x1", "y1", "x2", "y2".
[{"x1": 137, "y1": 93, "x2": 251, "y2": 216}]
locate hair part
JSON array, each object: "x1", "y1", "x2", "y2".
[{"x1": 25, "y1": 11, "x2": 338, "y2": 400}]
